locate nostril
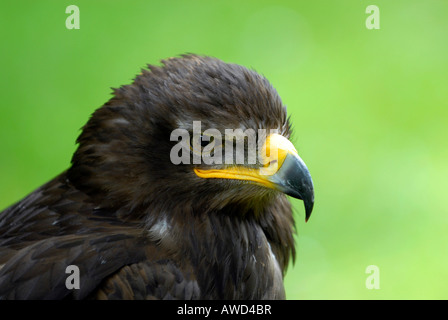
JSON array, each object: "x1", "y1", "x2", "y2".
[{"x1": 266, "y1": 160, "x2": 277, "y2": 167}]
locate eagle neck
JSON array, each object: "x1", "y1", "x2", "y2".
[{"x1": 156, "y1": 205, "x2": 285, "y2": 299}]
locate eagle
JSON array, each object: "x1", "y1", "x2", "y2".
[{"x1": 0, "y1": 55, "x2": 314, "y2": 300}]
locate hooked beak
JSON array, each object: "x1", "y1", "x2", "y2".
[
  {"x1": 266, "y1": 150, "x2": 314, "y2": 221},
  {"x1": 194, "y1": 133, "x2": 314, "y2": 221}
]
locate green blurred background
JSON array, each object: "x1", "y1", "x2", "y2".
[{"x1": 0, "y1": 0, "x2": 447, "y2": 299}]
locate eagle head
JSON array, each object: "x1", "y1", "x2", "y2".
[{"x1": 68, "y1": 55, "x2": 314, "y2": 221}]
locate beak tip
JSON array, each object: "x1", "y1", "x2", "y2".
[{"x1": 304, "y1": 199, "x2": 314, "y2": 223}]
